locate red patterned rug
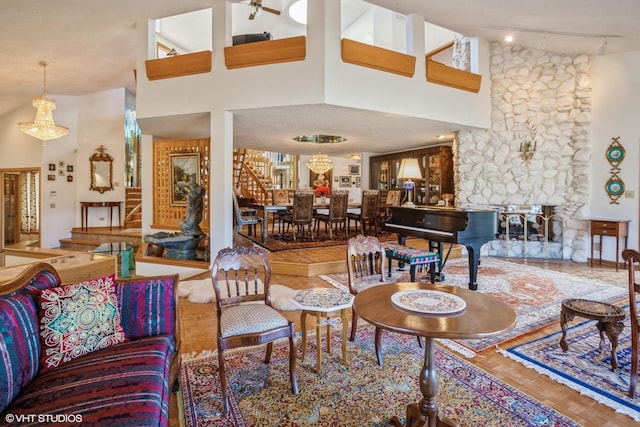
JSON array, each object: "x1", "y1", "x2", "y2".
[
  {"x1": 179, "y1": 325, "x2": 580, "y2": 426},
  {"x1": 320, "y1": 257, "x2": 628, "y2": 352}
]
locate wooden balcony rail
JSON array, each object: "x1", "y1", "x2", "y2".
[
  {"x1": 145, "y1": 50, "x2": 212, "y2": 81},
  {"x1": 426, "y1": 58, "x2": 482, "y2": 93},
  {"x1": 224, "y1": 36, "x2": 307, "y2": 69},
  {"x1": 341, "y1": 38, "x2": 416, "y2": 77}
]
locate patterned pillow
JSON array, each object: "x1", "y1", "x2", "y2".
[{"x1": 36, "y1": 274, "x2": 127, "y2": 370}]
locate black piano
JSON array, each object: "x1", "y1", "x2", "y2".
[{"x1": 382, "y1": 206, "x2": 498, "y2": 290}]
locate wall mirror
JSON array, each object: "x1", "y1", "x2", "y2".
[{"x1": 90, "y1": 145, "x2": 114, "y2": 194}]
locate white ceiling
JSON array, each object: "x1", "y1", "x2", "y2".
[{"x1": 2, "y1": 0, "x2": 639, "y2": 156}]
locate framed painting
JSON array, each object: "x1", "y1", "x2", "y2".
[
  {"x1": 310, "y1": 170, "x2": 332, "y2": 189},
  {"x1": 340, "y1": 176, "x2": 351, "y2": 187},
  {"x1": 170, "y1": 153, "x2": 200, "y2": 206},
  {"x1": 349, "y1": 164, "x2": 360, "y2": 175}
]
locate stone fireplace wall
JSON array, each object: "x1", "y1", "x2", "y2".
[{"x1": 454, "y1": 43, "x2": 592, "y2": 261}]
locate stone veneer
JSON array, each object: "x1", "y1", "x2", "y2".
[{"x1": 454, "y1": 43, "x2": 592, "y2": 261}]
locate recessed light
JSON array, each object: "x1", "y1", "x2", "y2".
[{"x1": 504, "y1": 34, "x2": 514, "y2": 43}]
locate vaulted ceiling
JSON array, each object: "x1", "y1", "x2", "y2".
[{"x1": 2, "y1": 0, "x2": 639, "y2": 155}]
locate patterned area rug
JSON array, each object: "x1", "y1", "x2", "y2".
[
  {"x1": 180, "y1": 325, "x2": 580, "y2": 426},
  {"x1": 501, "y1": 305, "x2": 640, "y2": 423},
  {"x1": 320, "y1": 257, "x2": 627, "y2": 352}
]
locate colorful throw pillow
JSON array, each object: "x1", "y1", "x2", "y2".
[{"x1": 36, "y1": 274, "x2": 127, "y2": 370}]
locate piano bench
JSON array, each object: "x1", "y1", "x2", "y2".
[{"x1": 383, "y1": 244, "x2": 440, "y2": 283}]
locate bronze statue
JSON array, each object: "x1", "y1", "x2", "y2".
[{"x1": 179, "y1": 181, "x2": 205, "y2": 236}]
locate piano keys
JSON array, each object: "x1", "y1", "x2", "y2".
[{"x1": 382, "y1": 206, "x2": 498, "y2": 290}]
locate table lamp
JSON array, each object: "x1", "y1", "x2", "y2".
[{"x1": 397, "y1": 158, "x2": 422, "y2": 208}]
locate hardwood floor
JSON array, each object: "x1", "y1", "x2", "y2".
[{"x1": 171, "y1": 237, "x2": 636, "y2": 426}]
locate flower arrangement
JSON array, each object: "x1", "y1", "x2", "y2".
[{"x1": 314, "y1": 185, "x2": 331, "y2": 197}]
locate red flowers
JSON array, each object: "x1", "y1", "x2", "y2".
[{"x1": 314, "y1": 185, "x2": 331, "y2": 197}]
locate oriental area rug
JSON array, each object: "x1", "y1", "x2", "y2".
[
  {"x1": 179, "y1": 325, "x2": 580, "y2": 426},
  {"x1": 320, "y1": 257, "x2": 628, "y2": 353},
  {"x1": 501, "y1": 306, "x2": 640, "y2": 423}
]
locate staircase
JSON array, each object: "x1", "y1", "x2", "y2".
[
  {"x1": 123, "y1": 187, "x2": 142, "y2": 229},
  {"x1": 59, "y1": 187, "x2": 143, "y2": 252},
  {"x1": 234, "y1": 149, "x2": 277, "y2": 204}
]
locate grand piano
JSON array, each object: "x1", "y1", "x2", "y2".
[{"x1": 382, "y1": 206, "x2": 498, "y2": 290}]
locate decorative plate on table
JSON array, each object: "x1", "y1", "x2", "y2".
[{"x1": 391, "y1": 290, "x2": 466, "y2": 315}]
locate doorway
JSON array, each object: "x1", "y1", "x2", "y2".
[{"x1": 1, "y1": 169, "x2": 40, "y2": 248}]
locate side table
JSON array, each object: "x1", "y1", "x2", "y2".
[
  {"x1": 589, "y1": 218, "x2": 630, "y2": 271},
  {"x1": 559, "y1": 298, "x2": 625, "y2": 370},
  {"x1": 291, "y1": 288, "x2": 354, "y2": 374}
]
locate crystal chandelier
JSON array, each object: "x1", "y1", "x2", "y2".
[
  {"x1": 293, "y1": 134, "x2": 345, "y2": 175},
  {"x1": 18, "y1": 61, "x2": 69, "y2": 143},
  {"x1": 307, "y1": 152, "x2": 333, "y2": 175}
]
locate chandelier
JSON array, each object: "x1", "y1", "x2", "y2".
[
  {"x1": 293, "y1": 134, "x2": 345, "y2": 175},
  {"x1": 307, "y1": 152, "x2": 333, "y2": 175},
  {"x1": 18, "y1": 61, "x2": 69, "y2": 143}
]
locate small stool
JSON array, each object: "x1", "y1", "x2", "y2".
[
  {"x1": 383, "y1": 244, "x2": 439, "y2": 283},
  {"x1": 291, "y1": 288, "x2": 354, "y2": 375},
  {"x1": 559, "y1": 298, "x2": 625, "y2": 370}
]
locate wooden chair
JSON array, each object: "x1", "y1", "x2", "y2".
[
  {"x1": 377, "y1": 189, "x2": 402, "y2": 226},
  {"x1": 232, "y1": 194, "x2": 262, "y2": 240},
  {"x1": 346, "y1": 234, "x2": 388, "y2": 365},
  {"x1": 211, "y1": 246, "x2": 299, "y2": 413},
  {"x1": 347, "y1": 190, "x2": 379, "y2": 236},
  {"x1": 271, "y1": 189, "x2": 292, "y2": 233},
  {"x1": 622, "y1": 248, "x2": 640, "y2": 398},
  {"x1": 282, "y1": 191, "x2": 314, "y2": 241},
  {"x1": 315, "y1": 190, "x2": 349, "y2": 239}
]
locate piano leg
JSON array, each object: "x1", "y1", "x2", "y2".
[{"x1": 466, "y1": 244, "x2": 482, "y2": 291}]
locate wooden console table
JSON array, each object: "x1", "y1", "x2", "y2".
[
  {"x1": 589, "y1": 218, "x2": 630, "y2": 271},
  {"x1": 81, "y1": 201, "x2": 122, "y2": 231}
]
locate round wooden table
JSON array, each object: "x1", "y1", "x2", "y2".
[{"x1": 353, "y1": 282, "x2": 516, "y2": 427}]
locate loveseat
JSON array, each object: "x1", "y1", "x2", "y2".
[{"x1": 0, "y1": 262, "x2": 179, "y2": 426}]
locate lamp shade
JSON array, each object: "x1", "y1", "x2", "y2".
[{"x1": 397, "y1": 158, "x2": 422, "y2": 180}]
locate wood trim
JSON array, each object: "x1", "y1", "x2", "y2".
[
  {"x1": 426, "y1": 58, "x2": 482, "y2": 93},
  {"x1": 341, "y1": 38, "x2": 416, "y2": 77},
  {"x1": 426, "y1": 41, "x2": 454, "y2": 59},
  {"x1": 145, "y1": 50, "x2": 212, "y2": 81},
  {"x1": 224, "y1": 36, "x2": 306, "y2": 69}
]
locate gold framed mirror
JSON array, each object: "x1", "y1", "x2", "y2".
[{"x1": 90, "y1": 145, "x2": 113, "y2": 194}]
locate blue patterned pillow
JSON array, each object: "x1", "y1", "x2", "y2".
[{"x1": 36, "y1": 274, "x2": 127, "y2": 371}]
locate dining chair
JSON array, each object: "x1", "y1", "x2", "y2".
[
  {"x1": 271, "y1": 189, "x2": 292, "y2": 234},
  {"x1": 315, "y1": 190, "x2": 349, "y2": 239},
  {"x1": 232, "y1": 194, "x2": 262, "y2": 240},
  {"x1": 377, "y1": 189, "x2": 402, "y2": 226},
  {"x1": 211, "y1": 246, "x2": 299, "y2": 413},
  {"x1": 282, "y1": 190, "x2": 314, "y2": 241},
  {"x1": 346, "y1": 234, "x2": 389, "y2": 365},
  {"x1": 347, "y1": 190, "x2": 379, "y2": 236},
  {"x1": 622, "y1": 248, "x2": 640, "y2": 398}
]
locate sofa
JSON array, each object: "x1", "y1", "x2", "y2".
[{"x1": 0, "y1": 262, "x2": 179, "y2": 426}]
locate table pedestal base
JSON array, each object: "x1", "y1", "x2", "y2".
[{"x1": 390, "y1": 404, "x2": 458, "y2": 427}]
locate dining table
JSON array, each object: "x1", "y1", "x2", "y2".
[
  {"x1": 249, "y1": 200, "x2": 361, "y2": 243},
  {"x1": 353, "y1": 282, "x2": 516, "y2": 427}
]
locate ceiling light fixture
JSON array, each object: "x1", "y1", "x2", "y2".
[
  {"x1": 294, "y1": 134, "x2": 345, "y2": 175},
  {"x1": 288, "y1": 0, "x2": 307, "y2": 25},
  {"x1": 504, "y1": 34, "x2": 514, "y2": 43},
  {"x1": 17, "y1": 61, "x2": 69, "y2": 145}
]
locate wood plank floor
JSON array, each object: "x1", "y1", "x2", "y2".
[{"x1": 171, "y1": 238, "x2": 636, "y2": 427}]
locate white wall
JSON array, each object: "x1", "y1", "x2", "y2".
[
  {"x1": 75, "y1": 88, "x2": 127, "y2": 229},
  {"x1": 591, "y1": 50, "x2": 640, "y2": 258}
]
